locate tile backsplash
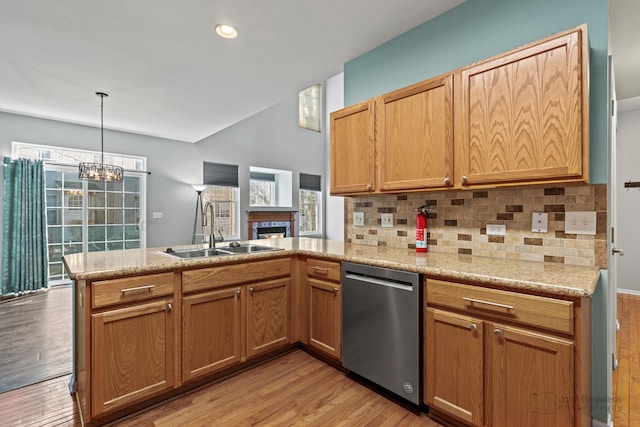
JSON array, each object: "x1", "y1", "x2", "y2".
[{"x1": 345, "y1": 184, "x2": 607, "y2": 268}]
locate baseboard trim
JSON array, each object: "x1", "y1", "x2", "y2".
[{"x1": 617, "y1": 288, "x2": 640, "y2": 296}]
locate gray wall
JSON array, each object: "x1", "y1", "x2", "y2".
[
  {"x1": 615, "y1": 107, "x2": 640, "y2": 294},
  {"x1": 0, "y1": 110, "x2": 199, "y2": 251},
  {"x1": 324, "y1": 73, "x2": 345, "y2": 241},
  {"x1": 195, "y1": 93, "x2": 326, "y2": 240},
  {"x1": 0, "y1": 90, "x2": 326, "y2": 263}
]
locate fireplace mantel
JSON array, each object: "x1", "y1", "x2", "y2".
[{"x1": 246, "y1": 211, "x2": 297, "y2": 239}]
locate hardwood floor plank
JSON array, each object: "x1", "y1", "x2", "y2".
[{"x1": 629, "y1": 296, "x2": 640, "y2": 427}]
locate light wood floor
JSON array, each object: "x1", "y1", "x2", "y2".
[
  {"x1": 612, "y1": 293, "x2": 640, "y2": 427},
  {"x1": 2, "y1": 293, "x2": 638, "y2": 426}
]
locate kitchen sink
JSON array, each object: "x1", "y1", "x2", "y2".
[
  {"x1": 217, "y1": 243, "x2": 283, "y2": 254},
  {"x1": 161, "y1": 243, "x2": 282, "y2": 259},
  {"x1": 162, "y1": 248, "x2": 235, "y2": 259}
]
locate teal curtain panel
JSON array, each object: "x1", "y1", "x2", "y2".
[{"x1": 2, "y1": 157, "x2": 49, "y2": 295}]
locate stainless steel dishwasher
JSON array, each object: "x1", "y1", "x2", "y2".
[{"x1": 341, "y1": 262, "x2": 421, "y2": 405}]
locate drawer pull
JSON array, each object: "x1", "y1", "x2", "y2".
[
  {"x1": 462, "y1": 297, "x2": 514, "y2": 310},
  {"x1": 312, "y1": 267, "x2": 329, "y2": 274},
  {"x1": 470, "y1": 323, "x2": 477, "y2": 332},
  {"x1": 167, "y1": 303, "x2": 173, "y2": 311},
  {"x1": 249, "y1": 287, "x2": 254, "y2": 293},
  {"x1": 121, "y1": 284, "x2": 155, "y2": 295},
  {"x1": 333, "y1": 287, "x2": 339, "y2": 294},
  {"x1": 236, "y1": 290, "x2": 241, "y2": 295},
  {"x1": 494, "y1": 329, "x2": 502, "y2": 336}
]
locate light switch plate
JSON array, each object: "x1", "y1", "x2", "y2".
[
  {"x1": 531, "y1": 212, "x2": 548, "y2": 233},
  {"x1": 565, "y1": 211, "x2": 596, "y2": 235},
  {"x1": 353, "y1": 212, "x2": 364, "y2": 226},
  {"x1": 486, "y1": 224, "x2": 506, "y2": 236},
  {"x1": 381, "y1": 213, "x2": 393, "y2": 227}
]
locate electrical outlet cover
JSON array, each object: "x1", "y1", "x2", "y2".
[
  {"x1": 486, "y1": 224, "x2": 506, "y2": 236},
  {"x1": 381, "y1": 213, "x2": 393, "y2": 227},
  {"x1": 531, "y1": 212, "x2": 548, "y2": 233},
  {"x1": 353, "y1": 212, "x2": 364, "y2": 226}
]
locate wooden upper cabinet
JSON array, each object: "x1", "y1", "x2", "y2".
[
  {"x1": 379, "y1": 74, "x2": 454, "y2": 191},
  {"x1": 330, "y1": 100, "x2": 376, "y2": 195},
  {"x1": 455, "y1": 25, "x2": 589, "y2": 187}
]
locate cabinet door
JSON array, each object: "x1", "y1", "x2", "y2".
[
  {"x1": 308, "y1": 278, "x2": 341, "y2": 359},
  {"x1": 456, "y1": 28, "x2": 587, "y2": 187},
  {"x1": 489, "y1": 323, "x2": 574, "y2": 427},
  {"x1": 91, "y1": 299, "x2": 175, "y2": 417},
  {"x1": 182, "y1": 287, "x2": 242, "y2": 383},
  {"x1": 425, "y1": 308, "x2": 483, "y2": 427},
  {"x1": 379, "y1": 74, "x2": 454, "y2": 191},
  {"x1": 330, "y1": 100, "x2": 376, "y2": 195},
  {"x1": 246, "y1": 278, "x2": 290, "y2": 358}
]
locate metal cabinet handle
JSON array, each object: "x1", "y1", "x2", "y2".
[
  {"x1": 249, "y1": 287, "x2": 254, "y2": 293},
  {"x1": 612, "y1": 247, "x2": 625, "y2": 256},
  {"x1": 470, "y1": 323, "x2": 477, "y2": 332},
  {"x1": 494, "y1": 329, "x2": 502, "y2": 336},
  {"x1": 167, "y1": 303, "x2": 173, "y2": 311},
  {"x1": 463, "y1": 297, "x2": 514, "y2": 310},
  {"x1": 121, "y1": 284, "x2": 154, "y2": 295},
  {"x1": 236, "y1": 290, "x2": 241, "y2": 295},
  {"x1": 461, "y1": 175, "x2": 468, "y2": 184},
  {"x1": 444, "y1": 177, "x2": 451, "y2": 186},
  {"x1": 312, "y1": 266, "x2": 329, "y2": 274},
  {"x1": 367, "y1": 183, "x2": 373, "y2": 191},
  {"x1": 333, "y1": 287, "x2": 339, "y2": 294}
]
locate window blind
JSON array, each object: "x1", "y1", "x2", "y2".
[
  {"x1": 203, "y1": 161, "x2": 239, "y2": 187},
  {"x1": 300, "y1": 173, "x2": 321, "y2": 191},
  {"x1": 250, "y1": 171, "x2": 276, "y2": 182}
]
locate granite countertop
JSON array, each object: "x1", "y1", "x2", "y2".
[{"x1": 62, "y1": 237, "x2": 600, "y2": 298}]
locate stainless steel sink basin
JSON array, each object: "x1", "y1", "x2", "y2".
[
  {"x1": 161, "y1": 244, "x2": 281, "y2": 259},
  {"x1": 217, "y1": 243, "x2": 283, "y2": 254},
  {"x1": 162, "y1": 248, "x2": 234, "y2": 259}
]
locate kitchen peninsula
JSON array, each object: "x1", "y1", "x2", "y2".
[{"x1": 64, "y1": 237, "x2": 598, "y2": 426}]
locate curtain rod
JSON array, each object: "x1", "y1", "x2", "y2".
[{"x1": 42, "y1": 161, "x2": 151, "y2": 175}]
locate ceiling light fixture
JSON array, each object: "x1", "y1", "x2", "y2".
[
  {"x1": 215, "y1": 24, "x2": 238, "y2": 39},
  {"x1": 78, "y1": 92, "x2": 124, "y2": 182}
]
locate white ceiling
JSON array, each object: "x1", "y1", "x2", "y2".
[
  {"x1": 2, "y1": 1, "x2": 637, "y2": 143},
  {"x1": 0, "y1": 0, "x2": 464, "y2": 143}
]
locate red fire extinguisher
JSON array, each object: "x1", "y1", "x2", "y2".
[{"x1": 416, "y1": 206, "x2": 428, "y2": 253}]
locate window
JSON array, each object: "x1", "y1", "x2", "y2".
[
  {"x1": 13, "y1": 142, "x2": 147, "y2": 284},
  {"x1": 249, "y1": 166, "x2": 292, "y2": 207},
  {"x1": 299, "y1": 84, "x2": 322, "y2": 132},
  {"x1": 250, "y1": 171, "x2": 276, "y2": 206},
  {"x1": 299, "y1": 173, "x2": 322, "y2": 235},
  {"x1": 202, "y1": 162, "x2": 240, "y2": 240},
  {"x1": 201, "y1": 186, "x2": 240, "y2": 241}
]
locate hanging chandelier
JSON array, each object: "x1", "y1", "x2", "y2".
[{"x1": 78, "y1": 92, "x2": 124, "y2": 182}]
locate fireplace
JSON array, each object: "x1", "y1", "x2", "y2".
[{"x1": 246, "y1": 211, "x2": 296, "y2": 240}]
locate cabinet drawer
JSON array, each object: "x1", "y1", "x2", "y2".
[
  {"x1": 182, "y1": 257, "x2": 291, "y2": 294},
  {"x1": 92, "y1": 272, "x2": 175, "y2": 309},
  {"x1": 306, "y1": 258, "x2": 341, "y2": 282},
  {"x1": 426, "y1": 279, "x2": 574, "y2": 335}
]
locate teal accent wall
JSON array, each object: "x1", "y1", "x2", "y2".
[
  {"x1": 344, "y1": 0, "x2": 610, "y2": 422},
  {"x1": 344, "y1": 0, "x2": 608, "y2": 184}
]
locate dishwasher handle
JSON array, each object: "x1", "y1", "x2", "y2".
[{"x1": 344, "y1": 272, "x2": 414, "y2": 291}]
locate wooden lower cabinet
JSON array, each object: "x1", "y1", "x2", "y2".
[
  {"x1": 246, "y1": 278, "x2": 291, "y2": 359},
  {"x1": 91, "y1": 298, "x2": 176, "y2": 417},
  {"x1": 425, "y1": 278, "x2": 587, "y2": 427},
  {"x1": 182, "y1": 286, "x2": 243, "y2": 382},
  {"x1": 489, "y1": 323, "x2": 574, "y2": 427},
  {"x1": 308, "y1": 278, "x2": 341, "y2": 359},
  {"x1": 425, "y1": 308, "x2": 483, "y2": 426}
]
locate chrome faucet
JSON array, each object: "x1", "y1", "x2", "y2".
[{"x1": 203, "y1": 201, "x2": 217, "y2": 249}]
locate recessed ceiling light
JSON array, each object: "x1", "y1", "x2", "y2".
[{"x1": 215, "y1": 24, "x2": 238, "y2": 39}]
